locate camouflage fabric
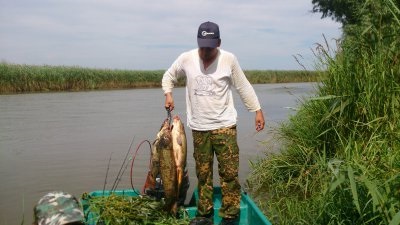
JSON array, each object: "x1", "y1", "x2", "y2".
[
  {"x1": 34, "y1": 191, "x2": 84, "y2": 225},
  {"x1": 192, "y1": 125, "x2": 241, "y2": 219}
]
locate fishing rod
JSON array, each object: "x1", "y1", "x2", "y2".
[
  {"x1": 102, "y1": 152, "x2": 113, "y2": 196},
  {"x1": 111, "y1": 136, "x2": 135, "y2": 192}
]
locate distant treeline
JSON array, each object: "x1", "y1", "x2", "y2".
[{"x1": 0, "y1": 63, "x2": 321, "y2": 94}]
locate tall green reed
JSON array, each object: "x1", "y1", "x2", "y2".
[
  {"x1": 248, "y1": 0, "x2": 400, "y2": 224},
  {"x1": 0, "y1": 64, "x2": 165, "y2": 93},
  {"x1": 0, "y1": 63, "x2": 320, "y2": 94}
]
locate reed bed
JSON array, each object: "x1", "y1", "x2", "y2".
[
  {"x1": 0, "y1": 64, "x2": 164, "y2": 93},
  {"x1": 0, "y1": 63, "x2": 319, "y2": 94},
  {"x1": 248, "y1": 0, "x2": 400, "y2": 224}
]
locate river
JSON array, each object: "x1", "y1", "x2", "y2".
[{"x1": 0, "y1": 83, "x2": 315, "y2": 224}]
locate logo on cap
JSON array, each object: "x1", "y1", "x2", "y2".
[{"x1": 201, "y1": 31, "x2": 215, "y2": 36}]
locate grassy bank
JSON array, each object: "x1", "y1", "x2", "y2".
[
  {"x1": 247, "y1": 1, "x2": 400, "y2": 224},
  {"x1": 0, "y1": 62, "x2": 319, "y2": 94}
]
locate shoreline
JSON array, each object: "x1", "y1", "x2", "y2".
[{"x1": 0, "y1": 62, "x2": 322, "y2": 94}]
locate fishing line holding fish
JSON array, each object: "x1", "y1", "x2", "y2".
[{"x1": 166, "y1": 108, "x2": 172, "y2": 127}]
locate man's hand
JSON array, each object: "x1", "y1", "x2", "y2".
[
  {"x1": 165, "y1": 92, "x2": 175, "y2": 111},
  {"x1": 255, "y1": 109, "x2": 265, "y2": 132}
]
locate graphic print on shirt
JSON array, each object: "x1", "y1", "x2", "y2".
[{"x1": 194, "y1": 74, "x2": 215, "y2": 96}]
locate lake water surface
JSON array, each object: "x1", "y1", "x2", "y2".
[{"x1": 0, "y1": 83, "x2": 315, "y2": 224}]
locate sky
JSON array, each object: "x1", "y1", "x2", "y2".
[{"x1": 0, "y1": 0, "x2": 342, "y2": 70}]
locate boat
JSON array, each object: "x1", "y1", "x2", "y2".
[{"x1": 81, "y1": 187, "x2": 272, "y2": 225}]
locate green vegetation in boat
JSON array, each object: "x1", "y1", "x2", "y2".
[{"x1": 81, "y1": 187, "x2": 272, "y2": 225}]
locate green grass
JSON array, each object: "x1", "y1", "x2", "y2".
[
  {"x1": 0, "y1": 63, "x2": 320, "y2": 94},
  {"x1": 247, "y1": 0, "x2": 400, "y2": 224},
  {"x1": 82, "y1": 194, "x2": 190, "y2": 225}
]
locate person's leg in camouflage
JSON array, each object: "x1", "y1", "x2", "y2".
[
  {"x1": 192, "y1": 126, "x2": 241, "y2": 225},
  {"x1": 192, "y1": 130, "x2": 214, "y2": 223},
  {"x1": 213, "y1": 126, "x2": 241, "y2": 223}
]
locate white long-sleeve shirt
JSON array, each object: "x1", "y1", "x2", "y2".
[{"x1": 162, "y1": 48, "x2": 261, "y2": 131}]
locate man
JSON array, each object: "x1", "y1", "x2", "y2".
[
  {"x1": 33, "y1": 191, "x2": 85, "y2": 225},
  {"x1": 162, "y1": 21, "x2": 265, "y2": 225}
]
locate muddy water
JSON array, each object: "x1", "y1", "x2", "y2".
[{"x1": 0, "y1": 83, "x2": 315, "y2": 224}]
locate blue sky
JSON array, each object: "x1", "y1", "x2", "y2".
[{"x1": 0, "y1": 0, "x2": 342, "y2": 70}]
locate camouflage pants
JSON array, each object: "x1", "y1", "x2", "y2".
[{"x1": 192, "y1": 126, "x2": 241, "y2": 219}]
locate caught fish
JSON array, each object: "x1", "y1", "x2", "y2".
[
  {"x1": 143, "y1": 137, "x2": 161, "y2": 196},
  {"x1": 152, "y1": 119, "x2": 178, "y2": 215},
  {"x1": 145, "y1": 116, "x2": 189, "y2": 216},
  {"x1": 171, "y1": 115, "x2": 187, "y2": 197}
]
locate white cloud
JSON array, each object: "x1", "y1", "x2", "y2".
[{"x1": 0, "y1": 0, "x2": 341, "y2": 70}]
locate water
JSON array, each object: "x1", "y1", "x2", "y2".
[{"x1": 0, "y1": 83, "x2": 315, "y2": 224}]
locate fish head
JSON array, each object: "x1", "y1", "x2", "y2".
[
  {"x1": 156, "y1": 119, "x2": 172, "y2": 148},
  {"x1": 159, "y1": 118, "x2": 171, "y2": 131},
  {"x1": 171, "y1": 115, "x2": 184, "y2": 131}
]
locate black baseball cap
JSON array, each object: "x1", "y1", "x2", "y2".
[{"x1": 197, "y1": 21, "x2": 220, "y2": 48}]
